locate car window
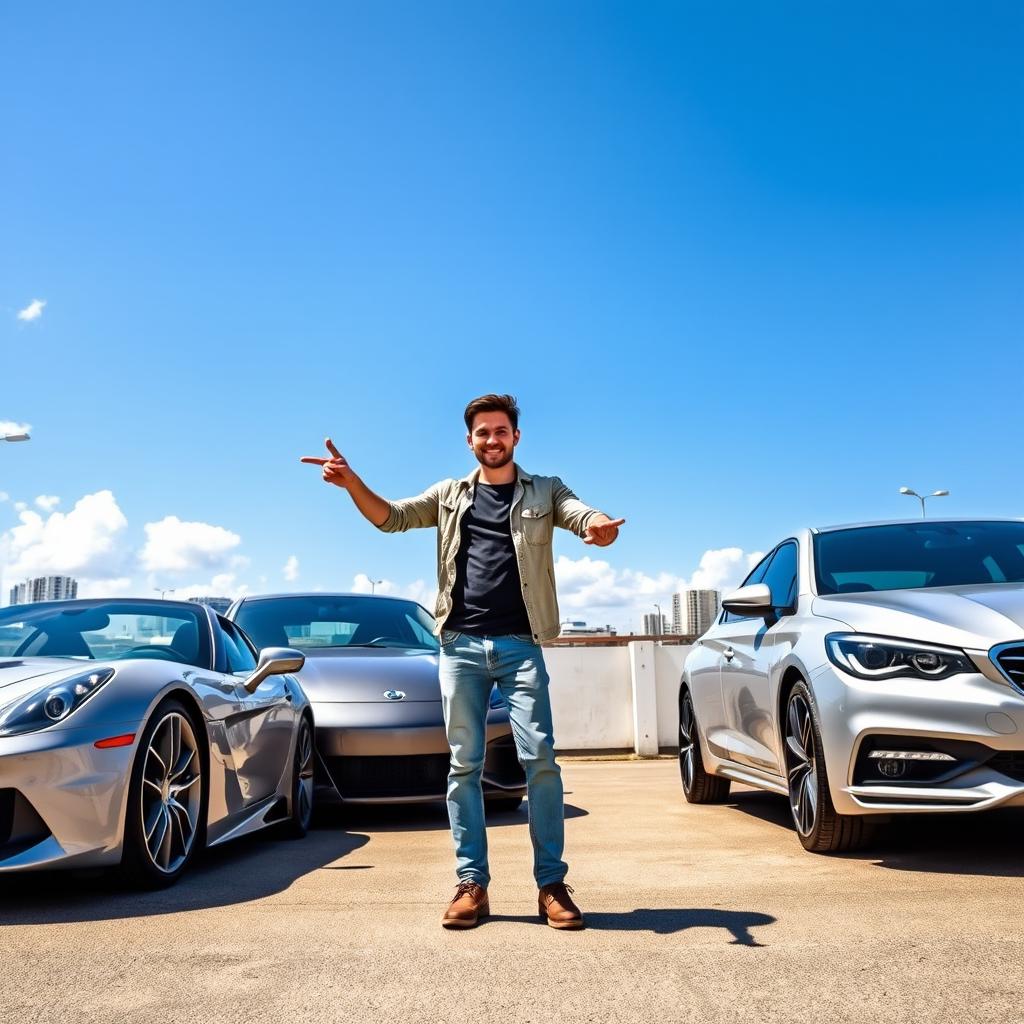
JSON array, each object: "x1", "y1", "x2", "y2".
[
  {"x1": 220, "y1": 618, "x2": 258, "y2": 674},
  {"x1": 761, "y1": 541, "x2": 798, "y2": 611},
  {"x1": 721, "y1": 549, "x2": 777, "y2": 624}
]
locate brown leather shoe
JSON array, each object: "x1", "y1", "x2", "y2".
[
  {"x1": 442, "y1": 881, "x2": 489, "y2": 929},
  {"x1": 538, "y1": 882, "x2": 584, "y2": 929}
]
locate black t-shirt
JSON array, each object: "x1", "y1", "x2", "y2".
[{"x1": 445, "y1": 481, "x2": 532, "y2": 637}]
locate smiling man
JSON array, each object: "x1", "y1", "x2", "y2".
[{"x1": 301, "y1": 393, "x2": 623, "y2": 930}]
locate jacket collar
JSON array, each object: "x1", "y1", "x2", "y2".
[{"x1": 460, "y1": 464, "x2": 532, "y2": 488}]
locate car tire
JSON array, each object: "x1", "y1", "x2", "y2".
[
  {"x1": 120, "y1": 699, "x2": 207, "y2": 888},
  {"x1": 679, "y1": 689, "x2": 731, "y2": 804},
  {"x1": 784, "y1": 679, "x2": 872, "y2": 853},
  {"x1": 485, "y1": 795, "x2": 524, "y2": 814},
  {"x1": 278, "y1": 715, "x2": 315, "y2": 839}
]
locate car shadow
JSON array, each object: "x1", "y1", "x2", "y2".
[
  {"x1": 0, "y1": 824, "x2": 370, "y2": 926},
  {"x1": 728, "y1": 789, "x2": 1024, "y2": 878},
  {"x1": 324, "y1": 800, "x2": 588, "y2": 833},
  {"x1": 488, "y1": 908, "x2": 776, "y2": 946}
]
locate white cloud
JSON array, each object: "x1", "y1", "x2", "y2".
[
  {"x1": 140, "y1": 516, "x2": 241, "y2": 573},
  {"x1": 351, "y1": 573, "x2": 397, "y2": 596},
  {"x1": 77, "y1": 577, "x2": 135, "y2": 599},
  {"x1": 174, "y1": 573, "x2": 249, "y2": 601},
  {"x1": 686, "y1": 547, "x2": 765, "y2": 590},
  {"x1": 0, "y1": 421, "x2": 31, "y2": 437},
  {"x1": 349, "y1": 573, "x2": 435, "y2": 606},
  {"x1": 0, "y1": 492, "x2": 8, "y2": 503},
  {"x1": 2, "y1": 490, "x2": 129, "y2": 580},
  {"x1": 13, "y1": 502, "x2": 27, "y2": 512},
  {"x1": 16, "y1": 299, "x2": 45, "y2": 322},
  {"x1": 283, "y1": 555, "x2": 299, "y2": 582},
  {"x1": 34, "y1": 495, "x2": 60, "y2": 512}
]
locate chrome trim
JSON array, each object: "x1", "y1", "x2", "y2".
[{"x1": 988, "y1": 641, "x2": 1024, "y2": 698}]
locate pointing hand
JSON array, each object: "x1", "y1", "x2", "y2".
[
  {"x1": 584, "y1": 517, "x2": 625, "y2": 547},
  {"x1": 300, "y1": 438, "x2": 356, "y2": 489}
]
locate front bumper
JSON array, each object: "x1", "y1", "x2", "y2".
[
  {"x1": 310, "y1": 701, "x2": 526, "y2": 803},
  {"x1": 0, "y1": 723, "x2": 139, "y2": 872},
  {"x1": 810, "y1": 661, "x2": 1024, "y2": 816}
]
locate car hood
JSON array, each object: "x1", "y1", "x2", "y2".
[
  {"x1": 0, "y1": 658, "x2": 105, "y2": 708},
  {"x1": 293, "y1": 648, "x2": 441, "y2": 703},
  {"x1": 813, "y1": 584, "x2": 1024, "y2": 650}
]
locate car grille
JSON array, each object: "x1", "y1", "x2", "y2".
[
  {"x1": 324, "y1": 753, "x2": 451, "y2": 799},
  {"x1": 992, "y1": 644, "x2": 1024, "y2": 697},
  {"x1": 987, "y1": 751, "x2": 1024, "y2": 783}
]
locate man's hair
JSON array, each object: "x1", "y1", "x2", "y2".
[{"x1": 464, "y1": 393, "x2": 520, "y2": 433}]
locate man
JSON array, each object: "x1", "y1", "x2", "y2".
[{"x1": 301, "y1": 394, "x2": 623, "y2": 929}]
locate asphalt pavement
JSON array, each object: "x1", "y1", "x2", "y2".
[{"x1": 2, "y1": 759, "x2": 1022, "y2": 1024}]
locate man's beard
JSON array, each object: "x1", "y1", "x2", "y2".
[{"x1": 474, "y1": 444, "x2": 514, "y2": 469}]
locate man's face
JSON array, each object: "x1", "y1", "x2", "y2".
[{"x1": 467, "y1": 411, "x2": 520, "y2": 469}]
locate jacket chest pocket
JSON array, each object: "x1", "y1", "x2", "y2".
[{"x1": 521, "y1": 505, "x2": 553, "y2": 545}]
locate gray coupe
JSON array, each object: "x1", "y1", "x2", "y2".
[
  {"x1": 0, "y1": 598, "x2": 313, "y2": 886},
  {"x1": 228, "y1": 593, "x2": 527, "y2": 809}
]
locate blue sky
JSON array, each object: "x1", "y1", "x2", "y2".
[{"x1": 2, "y1": 3, "x2": 1022, "y2": 629}]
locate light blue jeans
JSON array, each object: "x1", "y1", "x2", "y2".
[{"x1": 438, "y1": 631, "x2": 568, "y2": 888}]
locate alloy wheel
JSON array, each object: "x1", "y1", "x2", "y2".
[
  {"x1": 295, "y1": 720, "x2": 315, "y2": 826},
  {"x1": 679, "y1": 694, "x2": 696, "y2": 792},
  {"x1": 140, "y1": 712, "x2": 202, "y2": 874},
  {"x1": 785, "y1": 692, "x2": 818, "y2": 837}
]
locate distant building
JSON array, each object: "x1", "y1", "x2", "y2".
[
  {"x1": 684, "y1": 589, "x2": 720, "y2": 637},
  {"x1": 671, "y1": 593, "x2": 683, "y2": 634},
  {"x1": 642, "y1": 612, "x2": 667, "y2": 636},
  {"x1": 559, "y1": 620, "x2": 617, "y2": 637},
  {"x1": 9, "y1": 575, "x2": 79, "y2": 606},
  {"x1": 187, "y1": 596, "x2": 233, "y2": 614}
]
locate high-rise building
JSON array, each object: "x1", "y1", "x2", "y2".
[
  {"x1": 187, "y1": 596, "x2": 233, "y2": 614},
  {"x1": 684, "y1": 589, "x2": 720, "y2": 637},
  {"x1": 642, "y1": 612, "x2": 667, "y2": 636},
  {"x1": 9, "y1": 576, "x2": 79, "y2": 606},
  {"x1": 671, "y1": 593, "x2": 683, "y2": 634}
]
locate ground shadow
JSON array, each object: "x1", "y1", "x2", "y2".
[
  {"x1": 0, "y1": 824, "x2": 369, "y2": 927},
  {"x1": 488, "y1": 908, "x2": 776, "y2": 946},
  {"x1": 728, "y1": 788, "x2": 1024, "y2": 878},
  {"x1": 326, "y1": 800, "x2": 588, "y2": 833}
]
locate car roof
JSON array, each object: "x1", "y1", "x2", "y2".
[
  {"x1": 234, "y1": 592, "x2": 418, "y2": 604},
  {"x1": 810, "y1": 517, "x2": 1024, "y2": 534}
]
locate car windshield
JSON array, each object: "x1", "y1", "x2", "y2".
[
  {"x1": 814, "y1": 521, "x2": 1024, "y2": 595},
  {"x1": 0, "y1": 601, "x2": 209, "y2": 665},
  {"x1": 234, "y1": 595, "x2": 440, "y2": 652}
]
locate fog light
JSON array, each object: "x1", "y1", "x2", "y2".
[
  {"x1": 877, "y1": 758, "x2": 907, "y2": 778},
  {"x1": 867, "y1": 750, "x2": 956, "y2": 762}
]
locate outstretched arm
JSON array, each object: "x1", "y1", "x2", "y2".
[
  {"x1": 300, "y1": 438, "x2": 440, "y2": 532},
  {"x1": 551, "y1": 477, "x2": 625, "y2": 547}
]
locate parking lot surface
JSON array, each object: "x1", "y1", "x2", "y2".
[{"x1": 2, "y1": 758, "x2": 1022, "y2": 1024}]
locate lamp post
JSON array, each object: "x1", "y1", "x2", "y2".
[
  {"x1": 369, "y1": 578, "x2": 383, "y2": 595},
  {"x1": 654, "y1": 602, "x2": 663, "y2": 637},
  {"x1": 154, "y1": 588, "x2": 176, "y2": 600},
  {"x1": 899, "y1": 487, "x2": 949, "y2": 518}
]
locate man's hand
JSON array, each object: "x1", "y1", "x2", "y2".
[
  {"x1": 583, "y1": 516, "x2": 626, "y2": 547},
  {"x1": 300, "y1": 438, "x2": 357, "y2": 489}
]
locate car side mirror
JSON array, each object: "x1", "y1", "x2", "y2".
[
  {"x1": 721, "y1": 583, "x2": 774, "y2": 618},
  {"x1": 243, "y1": 646, "x2": 305, "y2": 695}
]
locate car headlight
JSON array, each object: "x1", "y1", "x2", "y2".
[
  {"x1": 0, "y1": 668, "x2": 115, "y2": 736},
  {"x1": 825, "y1": 634, "x2": 973, "y2": 681}
]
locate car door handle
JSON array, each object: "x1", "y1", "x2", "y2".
[{"x1": 723, "y1": 646, "x2": 735, "y2": 662}]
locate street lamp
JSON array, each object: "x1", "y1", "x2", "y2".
[
  {"x1": 369, "y1": 578, "x2": 383, "y2": 595},
  {"x1": 154, "y1": 588, "x2": 176, "y2": 600},
  {"x1": 899, "y1": 487, "x2": 949, "y2": 518},
  {"x1": 653, "y1": 602, "x2": 663, "y2": 637},
  {"x1": 1, "y1": 432, "x2": 30, "y2": 443}
]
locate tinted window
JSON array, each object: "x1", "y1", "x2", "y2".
[
  {"x1": 0, "y1": 602, "x2": 208, "y2": 665},
  {"x1": 220, "y1": 619, "x2": 258, "y2": 673},
  {"x1": 814, "y1": 521, "x2": 1024, "y2": 595},
  {"x1": 721, "y1": 550, "x2": 776, "y2": 623},
  {"x1": 235, "y1": 596, "x2": 439, "y2": 652},
  {"x1": 761, "y1": 542, "x2": 798, "y2": 611}
]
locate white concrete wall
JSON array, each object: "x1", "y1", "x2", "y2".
[{"x1": 544, "y1": 643, "x2": 693, "y2": 753}]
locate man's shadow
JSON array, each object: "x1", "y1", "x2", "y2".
[{"x1": 490, "y1": 907, "x2": 776, "y2": 946}]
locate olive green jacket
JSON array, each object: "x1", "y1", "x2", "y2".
[{"x1": 377, "y1": 465, "x2": 606, "y2": 642}]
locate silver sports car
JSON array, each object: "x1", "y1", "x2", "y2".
[
  {"x1": 680, "y1": 519, "x2": 1024, "y2": 852},
  {"x1": 0, "y1": 598, "x2": 313, "y2": 885},
  {"x1": 228, "y1": 593, "x2": 527, "y2": 809}
]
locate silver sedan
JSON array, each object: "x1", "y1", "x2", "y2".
[
  {"x1": 0, "y1": 598, "x2": 313, "y2": 886},
  {"x1": 680, "y1": 519, "x2": 1024, "y2": 852}
]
